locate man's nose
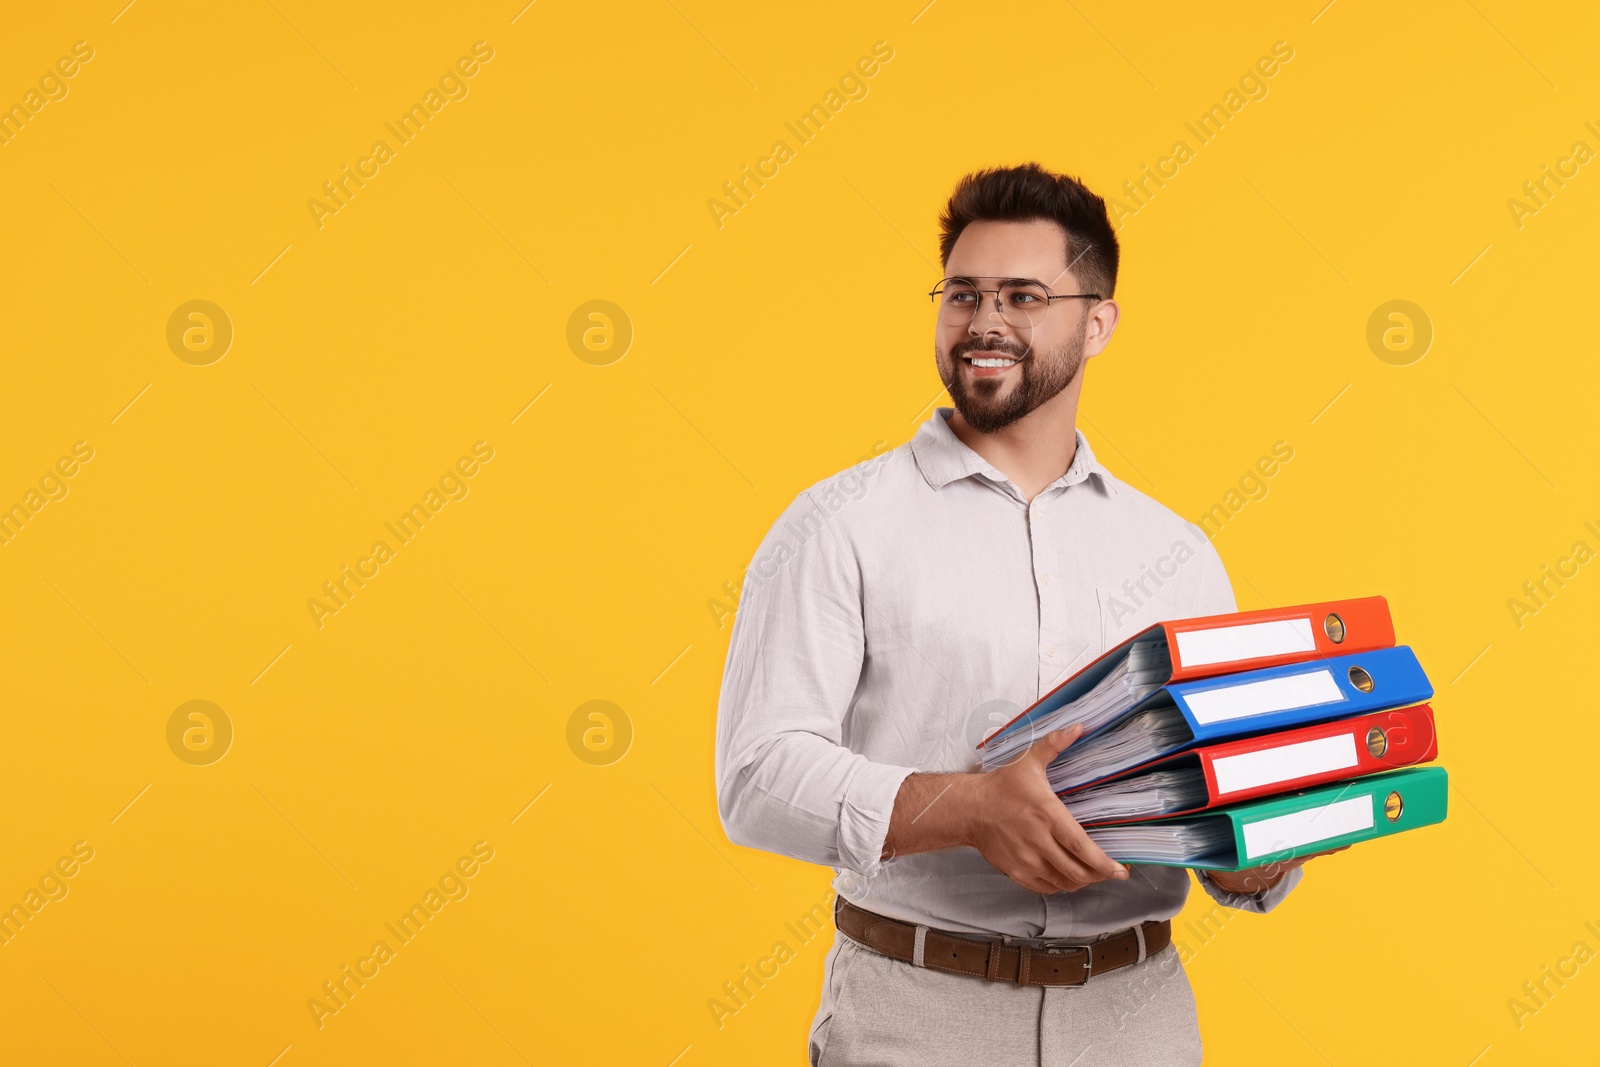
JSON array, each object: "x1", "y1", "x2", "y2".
[{"x1": 970, "y1": 295, "x2": 1013, "y2": 339}]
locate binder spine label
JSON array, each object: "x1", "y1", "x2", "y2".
[
  {"x1": 1212, "y1": 733, "x2": 1361, "y2": 795},
  {"x1": 1174, "y1": 617, "x2": 1316, "y2": 668},
  {"x1": 1241, "y1": 795, "x2": 1374, "y2": 860},
  {"x1": 1185, "y1": 668, "x2": 1344, "y2": 725}
]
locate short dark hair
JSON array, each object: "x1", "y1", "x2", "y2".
[{"x1": 937, "y1": 162, "x2": 1119, "y2": 299}]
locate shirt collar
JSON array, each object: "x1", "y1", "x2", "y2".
[{"x1": 910, "y1": 406, "x2": 1117, "y2": 497}]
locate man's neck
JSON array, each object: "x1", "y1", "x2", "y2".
[{"x1": 946, "y1": 385, "x2": 1083, "y2": 504}]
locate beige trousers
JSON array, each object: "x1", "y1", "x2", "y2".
[{"x1": 809, "y1": 926, "x2": 1203, "y2": 1066}]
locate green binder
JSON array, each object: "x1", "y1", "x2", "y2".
[{"x1": 1084, "y1": 766, "x2": 1448, "y2": 871}]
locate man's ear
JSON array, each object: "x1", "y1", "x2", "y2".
[{"x1": 1083, "y1": 299, "x2": 1120, "y2": 358}]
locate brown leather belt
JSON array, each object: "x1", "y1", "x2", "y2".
[{"x1": 835, "y1": 897, "x2": 1170, "y2": 987}]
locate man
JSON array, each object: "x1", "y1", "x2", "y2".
[{"x1": 714, "y1": 162, "x2": 1337, "y2": 1066}]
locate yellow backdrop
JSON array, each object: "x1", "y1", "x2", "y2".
[{"x1": 2, "y1": 1, "x2": 1596, "y2": 1063}]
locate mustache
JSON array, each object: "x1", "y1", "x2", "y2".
[{"x1": 954, "y1": 339, "x2": 1030, "y2": 359}]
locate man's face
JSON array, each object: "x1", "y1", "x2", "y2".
[{"x1": 933, "y1": 219, "x2": 1093, "y2": 434}]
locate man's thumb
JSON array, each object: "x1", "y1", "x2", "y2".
[{"x1": 1031, "y1": 723, "x2": 1083, "y2": 762}]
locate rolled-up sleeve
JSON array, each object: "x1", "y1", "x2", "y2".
[
  {"x1": 1195, "y1": 864, "x2": 1304, "y2": 912},
  {"x1": 715, "y1": 489, "x2": 918, "y2": 877}
]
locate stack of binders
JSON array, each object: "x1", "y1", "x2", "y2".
[{"x1": 976, "y1": 597, "x2": 1447, "y2": 873}]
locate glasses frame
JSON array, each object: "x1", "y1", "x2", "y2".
[{"x1": 928, "y1": 276, "x2": 1102, "y2": 329}]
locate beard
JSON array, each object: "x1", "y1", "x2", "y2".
[{"x1": 938, "y1": 322, "x2": 1087, "y2": 434}]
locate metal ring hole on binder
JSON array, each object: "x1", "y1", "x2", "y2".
[
  {"x1": 1324, "y1": 613, "x2": 1345, "y2": 643},
  {"x1": 1347, "y1": 665, "x2": 1375, "y2": 692}
]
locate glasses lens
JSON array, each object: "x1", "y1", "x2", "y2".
[
  {"x1": 937, "y1": 280, "x2": 980, "y2": 325},
  {"x1": 935, "y1": 280, "x2": 1053, "y2": 328},
  {"x1": 998, "y1": 282, "x2": 1050, "y2": 328}
]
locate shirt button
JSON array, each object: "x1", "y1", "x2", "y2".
[
  {"x1": 1046, "y1": 645, "x2": 1057, "y2": 657},
  {"x1": 1041, "y1": 573, "x2": 1051, "y2": 585}
]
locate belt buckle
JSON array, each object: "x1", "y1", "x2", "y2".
[
  {"x1": 1041, "y1": 943, "x2": 1092, "y2": 985},
  {"x1": 1007, "y1": 935, "x2": 1092, "y2": 986}
]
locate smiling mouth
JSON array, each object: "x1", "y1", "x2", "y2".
[{"x1": 963, "y1": 352, "x2": 1022, "y2": 368}]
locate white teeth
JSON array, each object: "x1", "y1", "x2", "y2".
[{"x1": 970, "y1": 357, "x2": 1017, "y2": 368}]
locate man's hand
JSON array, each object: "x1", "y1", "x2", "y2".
[
  {"x1": 881, "y1": 724, "x2": 1128, "y2": 895},
  {"x1": 1203, "y1": 844, "x2": 1351, "y2": 896},
  {"x1": 968, "y1": 725, "x2": 1130, "y2": 894}
]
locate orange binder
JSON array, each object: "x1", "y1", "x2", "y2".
[{"x1": 1156, "y1": 595, "x2": 1395, "y2": 682}]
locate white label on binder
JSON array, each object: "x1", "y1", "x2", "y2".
[
  {"x1": 1212, "y1": 734, "x2": 1360, "y2": 795},
  {"x1": 1183, "y1": 668, "x2": 1345, "y2": 725},
  {"x1": 1241, "y1": 795, "x2": 1374, "y2": 860},
  {"x1": 1174, "y1": 618, "x2": 1316, "y2": 668}
]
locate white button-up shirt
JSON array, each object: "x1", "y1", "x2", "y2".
[{"x1": 715, "y1": 407, "x2": 1301, "y2": 938}]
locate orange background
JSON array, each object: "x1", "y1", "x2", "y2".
[{"x1": 0, "y1": 1, "x2": 1596, "y2": 1063}]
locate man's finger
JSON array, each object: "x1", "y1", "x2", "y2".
[
  {"x1": 1016, "y1": 872, "x2": 1066, "y2": 895},
  {"x1": 1300, "y1": 845, "x2": 1352, "y2": 862},
  {"x1": 1027, "y1": 723, "x2": 1083, "y2": 765},
  {"x1": 1032, "y1": 841, "x2": 1095, "y2": 893},
  {"x1": 1048, "y1": 809, "x2": 1127, "y2": 879}
]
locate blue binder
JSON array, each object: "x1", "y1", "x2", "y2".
[
  {"x1": 1047, "y1": 646, "x2": 1435, "y2": 791},
  {"x1": 1163, "y1": 645, "x2": 1433, "y2": 745}
]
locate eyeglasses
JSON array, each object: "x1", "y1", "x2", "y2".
[{"x1": 929, "y1": 277, "x2": 1101, "y2": 330}]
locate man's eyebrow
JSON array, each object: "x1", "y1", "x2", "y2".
[{"x1": 943, "y1": 275, "x2": 1046, "y2": 285}]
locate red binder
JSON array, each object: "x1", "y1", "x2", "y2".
[
  {"x1": 1157, "y1": 595, "x2": 1396, "y2": 682},
  {"x1": 1066, "y1": 704, "x2": 1439, "y2": 824}
]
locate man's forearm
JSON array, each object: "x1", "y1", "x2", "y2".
[
  {"x1": 881, "y1": 771, "x2": 981, "y2": 859},
  {"x1": 1202, "y1": 844, "x2": 1347, "y2": 898},
  {"x1": 874, "y1": 728, "x2": 1129, "y2": 895},
  {"x1": 1204, "y1": 866, "x2": 1285, "y2": 895}
]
